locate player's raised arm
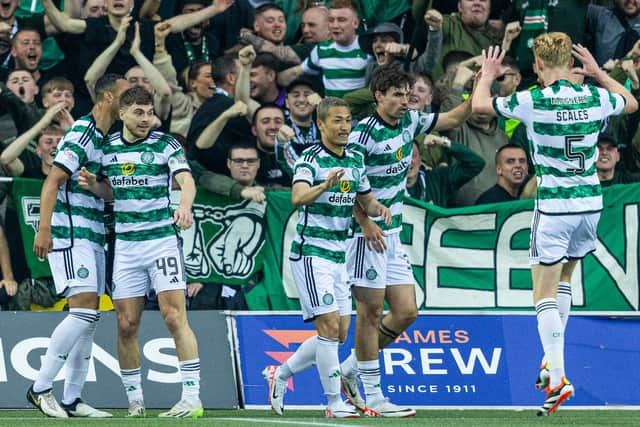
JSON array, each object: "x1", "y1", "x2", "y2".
[
  {"x1": 572, "y1": 44, "x2": 639, "y2": 114},
  {"x1": 472, "y1": 46, "x2": 506, "y2": 117}
]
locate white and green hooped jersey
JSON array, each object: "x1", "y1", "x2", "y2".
[
  {"x1": 101, "y1": 131, "x2": 190, "y2": 241},
  {"x1": 493, "y1": 80, "x2": 625, "y2": 214},
  {"x1": 51, "y1": 113, "x2": 105, "y2": 250},
  {"x1": 302, "y1": 39, "x2": 372, "y2": 98},
  {"x1": 290, "y1": 144, "x2": 370, "y2": 264},
  {"x1": 348, "y1": 110, "x2": 438, "y2": 234}
]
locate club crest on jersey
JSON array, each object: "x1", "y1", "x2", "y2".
[
  {"x1": 121, "y1": 162, "x2": 135, "y2": 175},
  {"x1": 402, "y1": 129, "x2": 412, "y2": 143},
  {"x1": 395, "y1": 147, "x2": 404, "y2": 161},
  {"x1": 141, "y1": 151, "x2": 154, "y2": 164},
  {"x1": 352, "y1": 168, "x2": 360, "y2": 182},
  {"x1": 339, "y1": 180, "x2": 351, "y2": 193}
]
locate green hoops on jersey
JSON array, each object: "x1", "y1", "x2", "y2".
[
  {"x1": 494, "y1": 80, "x2": 625, "y2": 214},
  {"x1": 290, "y1": 144, "x2": 371, "y2": 264},
  {"x1": 302, "y1": 39, "x2": 371, "y2": 98},
  {"x1": 101, "y1": 131, "x2": 190, "y2": 242},
  {"x1": 348, "y1": 110, "x2": 438, "y2": 234},
  {"x1": 51, "y1": 113, "x2": 106, "y2": 249}
]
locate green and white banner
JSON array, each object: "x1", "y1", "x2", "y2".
[
  {"x1": 262, "y1": 185, "x2": 640, "y2": 312},
  {"x1": 11, "y1": 178, "x2": 640, "y2": 311}
]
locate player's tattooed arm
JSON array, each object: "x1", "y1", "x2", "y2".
[{"x1": 291, "y1": 168, "x2": 344, "y2": 207}]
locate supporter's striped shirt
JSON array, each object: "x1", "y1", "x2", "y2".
[
  {"x1": 51, "y1": 113, "x2": 105, "y2": 250},
  {"x1": 302, "y1": 39, "x2": 372, "y2": 98},
  {"x1": 102, "y1": 131, "x2": 190, "y2": 241},
  {"x1": 493, "y1": 80, "x2": 625, "y2": 214},
  {"x1": 348, "y1": 110, "x2": 438, "y2": 234},
  {"x1": 290, "y1": 144, "x2": 370, "y2": 264}
]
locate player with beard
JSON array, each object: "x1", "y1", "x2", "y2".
[{"x1": 84, "y1": 86, "x2": 201, "y2": 418}]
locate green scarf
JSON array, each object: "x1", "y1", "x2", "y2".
[{"x1": 517, "y1": 0, "x2": 548, "y2": 71}]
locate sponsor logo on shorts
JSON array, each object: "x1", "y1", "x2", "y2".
[
  {"x1": 366, "y1": 267, "x2": 377, "y2": 280},
  {"x1": 121, "y1": 162, "x2": 135, "y2": 175},
  {"x1": 141, "y1": 151, "x2": 154, "y2": 164},
  {"x1": 169, "y1": 276, "x2": 180, "y2": 284},
  {"x1": 77, "y1": 266, "x2": 89, "y2": 279},
  {"x1": 322, "y1": 292, "x2": 334, "y2": 305}
]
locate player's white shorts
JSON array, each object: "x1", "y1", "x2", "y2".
[
  {"x1": 111, "y1": 235, "x2": 186, "y2": 300},
  {"x1": 529, "y1": 210, "x2": 601, "y2": 265},
  {"x1": 347, "y1": 232, "x2": 416, "y2": 289},
  {"x1": 290, "y1": 256, "x2": 351, "y2": 322},
  {"x1": 48, "y1": 242, "x2": 106, "y2": 298}
]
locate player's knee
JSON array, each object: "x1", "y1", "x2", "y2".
[
  {"x1": 117, "y1": 313, "x2": 140, "y2": 340},
  {"x1": 400, "y1": 306, "x2": 418, "y2": 326},
  {"x1": 358, "y1": 303, "x2": 383, "y2": 325},
  {"x1": 161, "y1": 307, "x2": 185, "y2": 334}
]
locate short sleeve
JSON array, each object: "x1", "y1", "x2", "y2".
[
  {"x1": 356, "y1": 167, "x2": 370, "y2": 194},
  {"x1": 301, "y1": 46, "x2": 321, "y2": 76},
  {"x1": 292, "y1": 160, "x2": 315, "y2": 185},
  {"x1": 493, "y1": 90, "x2": 534, "y2": 123},
  {"x1": 167, "y1": 137, "x2": 190, "y2": 175},
  {"x1": 598, "y1": 88, "x2": 626, "y2": 118}
]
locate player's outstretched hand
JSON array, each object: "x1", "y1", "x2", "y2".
[
  {"x1": 78, "y1": 167, "x2": 97, "y2": 190},
  {"x1": 322, "y1": 168, "x2": 345, "y2": 191},
  {"x1": 361, "y1": 220, "x2": 387, "y2": 253},
  {"x1": 174, "y1": 205, "x2": 194, "y2": 230},
  {"x1": 480, "y1": 45, "x2": 506, "y2": 80}
]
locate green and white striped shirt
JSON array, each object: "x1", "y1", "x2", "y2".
[
  {"x1": 348, "y1": 110, "x2": 438, "y2": 234},
  {"x1": 494, "y1": 80, "x2": 625, "y2": 214},
  {"x1": 290, "y1": 144, "x2": 370, "y2": 264},
  {"x1": 302, "y1": 39, "x2": 372, "y2": 98},
  {"x1": 52, "y1": 113, "x2": 105, "y2": 249},
  {"x1": 102, "y1": 131, "x2": 190, "y2": 242}
]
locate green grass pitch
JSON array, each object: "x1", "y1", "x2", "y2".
[{"x1": 1, "y1": 409, "x2": 638, "y2": 427}]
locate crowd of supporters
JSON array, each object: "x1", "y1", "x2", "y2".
[{"x1": 1, "y1": 0, "x2": 639, "y2": 310}]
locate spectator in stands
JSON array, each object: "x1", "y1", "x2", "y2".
[
  {"x1": 206, "y1": 0, "x2": 254, "y2": 58},
  {"x1": 501, "y1": 0, "x2": 589, "y2": 87},
  {"x1": 1, "y1": 70, "x2": 43, "y2": 137},
  {"x1": 274, "y1": 77, "x2": 322, "y2": 178},
  {"x1": 10, "y1": 29, "x2": 43, "y2": 82},
  {"x1": 0, "y1": 105, "x2": 66, "y2": 178},
  {"x1": 252, "y1": 3, "x2": 286, "y2": 45},
  {"x1": 153, "y1": 21, "x2": 214, "y2": 138},
  {"x1": 475, "y1": 144, "x2": 528, "y2": 204},
  {"x1": 300, "y1": 6, "x2": 330, "y2": 44},
  {"x1": 496, "y1": 56, "x2": 521, "y2": 137},
  {"x1": 0, "y1": 223, "x2": 17, "y2": 311},
  {"x1": 439, "y1": 55, "x2": 509, "y2": 206},
  {"x1": 81, "y1": 0, "x2": 108, "y2": 18},
  {"x1": 84, "y1": 19, "x2": 171, "y2": 126},
  {"x1": 429, "y1": 0, "x2": 503, "y2": 79},
  {"x1": 587, "y1": 0, "x2": 640, "y2": 65},
  {"x1": 406, "y1": 137, "x2": 485, "y2": 206},
  {"x1": 197, "y1": 141, "x2": 267, "y2": 202},
  {"x1": 163, "y1": 0, "x2": 217, "y2": 77},
  {"x1": 278, "y1": 0, "x2": 373, "y2": 97},
  {"x1": 596, "y1": 133, "x2": 640, "y2": 187},
  {"x1": 40, "y1": 0, "x2": 233, "y2": 114},
  {"x1": 187, "y1": 54, "x2": 254, "y2": 175},
  {"x1": 250, "y1": 52, "x2": 286, "y2": 106},
  {"x1": 252, "y1": 104, "x2": 289, "y2": 188}
]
